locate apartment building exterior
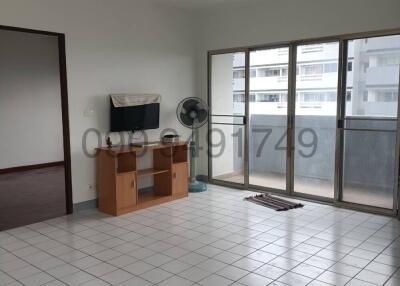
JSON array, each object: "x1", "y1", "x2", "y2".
[{"x1": 231, "y1": 37, "x2": 400, "y2": 117}]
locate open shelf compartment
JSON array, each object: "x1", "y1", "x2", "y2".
[
  {"x1": 117, "y1": 152, "x2": 136, "y2": 173},
  {"x1": 172, "y1": 145, "x2": 188, "y2": 163}
]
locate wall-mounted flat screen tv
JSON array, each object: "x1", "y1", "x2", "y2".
[{"x1": 110, "y1": 98, "x2": 160, "y2": 132}]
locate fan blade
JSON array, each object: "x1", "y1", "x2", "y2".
[
  {"x1": 182, "y1": 99, "x2": 199, "y2": 112},
  {"x1": 180, "y1": 112, "x2": 194, "y2": 126},
  {"x1": 196, "y1": 109, "x2": 208, "y2": 123}
]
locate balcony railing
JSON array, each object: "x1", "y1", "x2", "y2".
[
  {"x1": 301, "y1": 45, "x2": 324, "y2": 53},
  {"x1": 299, "y1": 74, "x2": 323, "y2": 81}
]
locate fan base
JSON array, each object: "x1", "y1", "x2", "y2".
[{"x1": 188, "y1": 180, "x2": 207, "y2": 193}]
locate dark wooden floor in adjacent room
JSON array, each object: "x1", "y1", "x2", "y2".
[{"x1": 0, "y1": 166, "x2": 66, "y2": 230}]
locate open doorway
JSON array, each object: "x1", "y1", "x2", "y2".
[{"x1": 0, "y1": 26, "x2": 72, "y2": 230}]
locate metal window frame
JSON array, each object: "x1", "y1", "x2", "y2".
[
  {"x1": 397, "y1": 69, "x2": 400, "y2": 218},
  {"x1": 291, "y1": 39, "x2": 339, "y2": 202},
  {"x1": 207, "y1": 27, "x2": 400, "y2": 217},
  {"x1": 208, "y1": 49, "x2": 249, "y2": 189}
]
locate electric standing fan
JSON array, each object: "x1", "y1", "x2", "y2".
[{"x1": 177, "y1": 97, "x2": 208, "y2": 192}]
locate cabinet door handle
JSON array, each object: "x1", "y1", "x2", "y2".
[
  {"x1": 173, "y1": 172, "x2": 176, "y2": 178},
  {"x1": 132, "y1": 180, "x2": 136, "y2": 189}
]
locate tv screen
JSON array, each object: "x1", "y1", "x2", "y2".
[{"x1": 110, "y1": 98, "x2": 160, "y2": 132}]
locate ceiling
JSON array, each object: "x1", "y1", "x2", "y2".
[{"x1": 153, "y1": 0, "x2": 256, "y2": 11}]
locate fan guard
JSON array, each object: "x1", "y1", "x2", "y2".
[{"x1": 176, "y1": 97, "x2": 208, "y2": 129}]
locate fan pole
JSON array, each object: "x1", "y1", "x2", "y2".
[
  {"x1": 188, "y1": 124, "x2": 207, "y2": 192},
  {"x1": 189, "y1": 127, "x2": 196, "y2": 183}
]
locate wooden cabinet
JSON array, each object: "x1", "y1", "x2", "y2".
[
  {"x1": 97, "y1": 142, "x2": 188, "y2": 216},
  {"x1": 116, "y1": 172, "x2": 137, "y2": 213},
  {"x1": 172, "y1": 162, "x2": 188, "y2": 198}
]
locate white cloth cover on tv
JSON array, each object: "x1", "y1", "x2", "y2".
[{"x1": 110, "y1": 94, "x2": 161, "y2": 107}]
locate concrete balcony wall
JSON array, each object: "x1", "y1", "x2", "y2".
[
  {"x1": 297, "y1": 44, "x2": 339, "y2": 62},
  {"x1": 249, "y1": 114, "x2": 336, "y2": 180},
  {"x1": 366, "y1": 66, "x2": 400, "y2": 86},
  {"x1": 249, "y1": 77, "x2": 288, "y2": 91},
  {"x1": 247, "y1": 114, "x2": 395, "y2": 188},
  {"x1": 364, "y1": 102, "x2": 397, "y2": 117},
  {"x1": 344, "y1": 128, "x2": 396, "y2": 189},
  {"x1": 250, "y1": 49, "x2": 289, "y2": 66},
  {"x1": 233, "y1": 78, "x2": 245, "y2": 91},
  {"x1": 365, "y1": 36, "x2": 400, "y2": 52}
]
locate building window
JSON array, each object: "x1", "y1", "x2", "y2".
[
  {"x1": 257, "y1": 93, "x2": 280, "y2": 102},
  {"x1": 301, "y1": 92, "x2": 319, "y2": 102},
  {"x1": 249, "y1": 93, "x2": 256, "y2": 102},
  {"x1": 326, "y1": 92, "x2": 337, "y2": 101},
  {"x1": 346, "y1": 91, "x2": 352, "y2": 101},
  {"x1": 377, "y1": 56, "x2": 400, "y2": 66},
  {"x1": 363, "y1": 91, "x2": 369, "y2": 101},
  {"x1": 233, "y1": 69, "x2": 245, "y2": 79},
  {"x1": 375, "y1": 91, "x2": 398, "y2": 102},
  {"x1": 300, "y1": 64, "x2": 323, "y2": 75},
  {"x1": 233, "y1": 93, "x2": 245, "y2": 102},
  {"x1": 299, "y1": 91, "x2": 336, "y2": 102},
  {"x1": 281, "y1": 67, "x2": 288, "y2": 77},
  {"x1": 347, "y1": 61, "x2": 353, "y2": 72},
  {"x1": 250, "y1": 69, "x2": 256, "y2": 78},
  {"x1": 363, "y1": 63, "x2": 369, "y2": 73},
  {"x1": 258, "y1": 67, "x2": 280, "y2": 77},
  {"x1": 324, "y1": 63, "x2": 338, "y2": 73}
]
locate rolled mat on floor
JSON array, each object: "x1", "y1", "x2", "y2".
[{"x1": 245, "y1": 193, "x2": 304, "y2": 211}]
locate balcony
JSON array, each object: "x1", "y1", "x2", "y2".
[{"x1": 213, "y1": 113, "x2": 395, "y2": 208}]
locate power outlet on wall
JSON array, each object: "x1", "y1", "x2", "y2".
[{"x1": 88, "y1": 184, "x2": 95, "y2": 192}]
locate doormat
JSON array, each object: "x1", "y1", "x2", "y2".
[{"x1": 245, "y1": 193, "x2": 304, "y2": 211}]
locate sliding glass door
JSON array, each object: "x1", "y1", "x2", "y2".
[
  {"x1": 208, "y1": 31, "x2": 400, "y2": 214},
  {"x1": 209, "y1": 52, "x2": 246, "y2": 186},
  {"x1": 293, "y1": 42, "x2": 339, "y2": 198},
  {"x1": 341, "y1": 35, "x2": 400, "y2": 209},
  {"x1": 248, "y1": 47, "x2": 289, "y2": 191}
]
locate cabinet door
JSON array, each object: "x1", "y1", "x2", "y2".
[
  {"x1": 116, "y1": 172, "x2": 137, "y2": 211},
  {"x1": 172, "y1": 162, "x2": 188, "y2": 196}
]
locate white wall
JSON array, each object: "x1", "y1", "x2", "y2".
[
  {"x1": 2, "y1": 0, "x2": 400, "y2": 201},
  {"x1": 196, "y1": 0, "x2": 400, "y2": 176},
  {"x1": 0, "y1": 30, "x2": 64, "y2": 169},
  {"x1": 0, "y1": 0, "x2": 198, "y2": 203}
]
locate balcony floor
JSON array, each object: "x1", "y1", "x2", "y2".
[{"x1": 213, "y1": 171, "x2": 393, "y2": 209}]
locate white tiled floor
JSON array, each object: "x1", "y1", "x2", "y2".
[{"x1": 1, "y1": 184, "x2": 400, "y2": 286}]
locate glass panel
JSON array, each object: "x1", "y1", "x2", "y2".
[
  {"x1": 342, "y1": 35, "x2": 400, "y2": 209},
  {"x1": 211, "y1": 115, "x2": 245, "y2": 125},
  {"x1": 294, "y1": 42, "x2": 339, "y2": 198},
  {"x1": 211, "y1": 52, "x2": 245, "y2": 116},
  {"x1": 248, "y1": 47, "x2": 289, "y2": 190},
  {"x1": 210, "y1": 52, "x2": 245, "y2": 185},
  {"x1": 343, "y1": 130, "x2": 395, "y2": 209},
  {"x1": 346, "y1": 35, "x2": 400, "y2": 118},
  {"x1": 345, "y1": 118, "x2": 396, "y2": 131},
  {"x1": 211, "y1": 124, "x2": 245, "y2": 184}
]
